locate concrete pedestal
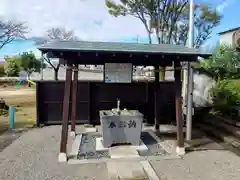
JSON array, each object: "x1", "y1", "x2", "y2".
[
  {"x1": 176, "y1": 146, "x2": 185, "y2": 156},
  {"x1": 58, "y1": 153, "x2": 67, "y2": 162}
]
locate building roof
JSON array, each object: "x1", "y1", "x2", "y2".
[
  {"x1": 38, "y1": 40, "x2": 211, "y2": 58},
  {"x1": 218, "y1": 27, "x2": 240, "y2": 35}
]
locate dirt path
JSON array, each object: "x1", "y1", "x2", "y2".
[
  {"x1": 0, "y1": 87, "x2": 36, "y2": 134},
  {"x1": 0, "y1": 88, "x2": 35, "y2": 97}
]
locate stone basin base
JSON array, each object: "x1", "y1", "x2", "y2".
[{"x1": 75, "y1": 131, "x2": 168, "y2": 161}]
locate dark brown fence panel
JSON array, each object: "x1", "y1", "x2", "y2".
[
  {"x1": 36, "y1": 80, "x2": 176, "y2": 125},
  {"x1": 159, "y1": 82, "x2": 176, "y2": 123},
  {"x1": 90, "y1": 82, "x2": 150, "y2": 124}
]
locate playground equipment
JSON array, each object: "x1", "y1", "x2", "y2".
[
  {"x1": 9, "y1": 106, "x2": 15, "y2": 129},
  {"x1": 27, "y1": 80, "x2": 36, "y2": 86},
  {"x1": 15, "y1": 80, "x2": 36, "y2": 88}
]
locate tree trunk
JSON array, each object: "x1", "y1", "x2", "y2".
[
  {"x1": 158, "y1": 31, "x2": 165, "y2": 81},
  {"x1": 148, "y1": 32, "x2": 152, "y2": 44},
  {"x1": 27, "y1": 74, "x2": 31, "y2": 87},
  {"x1": 54, "y1": 69, "x2": 58, "y2": 80}
]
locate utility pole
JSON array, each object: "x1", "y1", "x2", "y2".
[
  {"x1": 133, "y1": 35, "x2": 139, "y2": 43},
  {"x1": 186, "y1": 0, "x2": 194, "y2": 140},
  {"x1": 136, "y1": 35, "x2": 139, "y2": 43}
]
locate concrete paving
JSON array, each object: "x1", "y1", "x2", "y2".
[
  {"x1": 1, "y1": 125, "x2": 240, "y2": 180},
  {"x1": 109, "y1": 146, "x2": 140, "y2": 159},
  {"x1": 107, "y1": 161, "x2": 149, "y2": 180},
  {"x1": 151, "y1": 150, "x2": 240, "y2": 180}
]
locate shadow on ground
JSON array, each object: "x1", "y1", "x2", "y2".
[
  {"x1": 0, "y1": 125, "x2": 35, "y2": 152},
  {"x1": 153, "y1": 128, "x2": 225, "y2": 152}
]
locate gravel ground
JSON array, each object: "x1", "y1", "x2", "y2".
[
  {"x1": 0, "y1": 129, "x2": 28, "y2": 152},
  {"x1": 0, "y1": 126, "x2": 108, "y2": 180},
  {"x1": 2, "y1": 125, "x2": 240, "y2": 180},
  {"x1": 151, "y1": 150, "x2": 240, "y2": 180}
]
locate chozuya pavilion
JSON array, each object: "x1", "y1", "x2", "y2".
[{"x1": 37, "y1": 40, "x2": 211, "y2": 162}]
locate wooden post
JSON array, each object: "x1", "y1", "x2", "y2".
[
  {"x1": 154, "y1": 65, "x2": 160, "y2": 130},
  {"x1": 174, "y1": 60, "x2": 185, "y2": 155},
  {"x1": 58, "y1": 64, "x2": 73, "y2": 162},
  {"x1": 70, "y1": 64, "x2": 78, "y2": 137}
]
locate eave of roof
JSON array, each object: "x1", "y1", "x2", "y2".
[
  {"x1": 218, "y1": 27, "x2": 240, "y2": 35},
  {"x1": 38, "y1": 40, "x2": 212, "y2": 58}
]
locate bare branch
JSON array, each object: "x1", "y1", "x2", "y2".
[
  {"x1": 0, "y1": 20, "x2": 28, "y2": 49},
  {"x1": 32, "y1": 27, "x2": 79, "y2": 80},
  {"x1": 46, "y1": 27, "x2": 79, "y2": 41}
]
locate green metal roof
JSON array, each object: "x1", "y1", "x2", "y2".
[{"x1": 38, "y1": 40, "x2": 211, "y2": 57}]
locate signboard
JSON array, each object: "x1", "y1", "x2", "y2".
[{"x1": 104, "y1": 63, "x2": 132, "y2": 83}]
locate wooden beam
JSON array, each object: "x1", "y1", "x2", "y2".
[
  {"x1": 154, "y1": 65, "x2": 160, "y2": 130},
  {"x1": 56, "y1": 51, "x2": 193, "y2": 66},
  {"x1": 70, "y1": 64, "x2": 78, "y2": 136},
  {"x1": 174, "y1": 61, "x2": 184, "y2": 148},
  {"x1": 60, "y1": 64, "x2": 72, "y2": 155}
]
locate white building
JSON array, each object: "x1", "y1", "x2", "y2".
[{"x1": 218, "y1": 27, "x2": 240, "y2": 47}]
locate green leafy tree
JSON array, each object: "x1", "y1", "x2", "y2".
[
  {"x1": 16, "y1": 52, "x2": 41, "y2": 79},
  {"x1": 106, "y1": 0, "x2": 153, "y2": 44},
  {"x1": 172, "y1": 3, "x2": 221, "y2": 48},
  {"x1": 4, "y1": 56, "x2": 20, "y2": 77},
  {"x1": 106, "y1": 0, "x2": 221, "y2": 79},
  {"x1": 106, "y1": 0, "x2": 221, "y2": 47}
]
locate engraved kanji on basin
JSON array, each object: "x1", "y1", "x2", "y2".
[{"x1": 99, "y1": 110, "x2": 143, "y2": 148}]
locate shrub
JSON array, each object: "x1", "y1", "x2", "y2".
[
  {"x1": 195, "y1": 44, "x2": 240, "y2": 81},
  {"x1": 210, "y1": 79, "x2": 240, "y2": 115}
]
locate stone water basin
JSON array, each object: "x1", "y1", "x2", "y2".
[{"x1": 99, "y1": 110, "x2": 143, "y2": 147}]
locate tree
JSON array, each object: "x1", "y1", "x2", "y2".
[
  {"x1": 106, "y1": 0, "x2": 221, "y2": 48},
  {"x1": 16, "y1": 52, "x2": 42, "y2": 80},
  {"x1": 106, "y1": 0, "x2": 221, "y2": 79},
  {"x1": 0, "y1": 20, "x2": 28, "y2": 49},
  {"x1": 4, "y1": 56, "x2": 20, "y2": 77},
  {"x1": 46, "y1": 28, "x2": 79, "y2": 41},
  {"x1": 34, "y1": 27, "x2": 79, "y2": 80},
  {"x1": 106, "y1": 0, "x2": 153, "y2": 44},
  {"x1": 173, "y1": 3, "x2": 221, "y2": 48}
]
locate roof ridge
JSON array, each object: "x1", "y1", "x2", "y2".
[{"x1": 52, "y1": 40, "x2": 188, "y2": 47}]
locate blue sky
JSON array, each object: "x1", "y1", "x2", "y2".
[
  {"x1": 0, "y1": 0, "x2": 239, "y2": 58},
  {"x1": 208, "y1": 0, "x2": 239, "y2": 45}
]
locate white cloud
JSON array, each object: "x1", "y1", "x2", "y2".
[
  {"x1": 216, "y1": 0, "x2": 232, "y2": 13},
  {"x1": 0, "y1": 0, "x2": 148, "y2": 41}
]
